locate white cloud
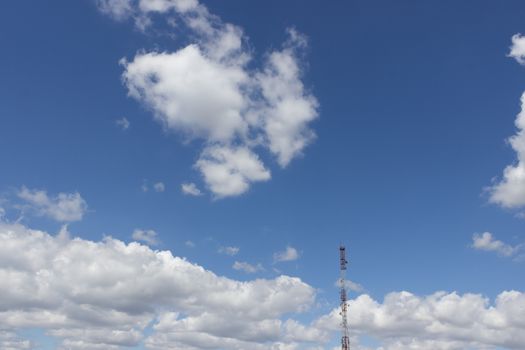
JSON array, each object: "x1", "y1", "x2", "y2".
[
  {"x1": 141, "y1": 181, "x2": 165, "y2": 193},
  {"x1": 17, "y1": 187, "x2": 87, "y2": 222},
  {"x1": 0, "y1": 330, "x2": 31, "y2": 350},
  {"x1": 97, "y1": 0, "x2": 199, "y2": 22},
  {"x1": 335, "y1": 279, "x2": 364, "y2": 293},
  {"x1": 138, "y1": 0, "x2": 199, "y2": 14},
  {"x1": 146, "y1": 314, "x2": 328, "y2": 350},
  {"x1": 122, "y1": 45, "x2": 249, "y2": 143},
  {"x1": 273, "y1": 246, "x2": 299, "y2": 263},
  {"x1": 96, "y1": 0, "x2": 134, "y2": 20},
  {"x1": 218, "y1": 246, "x2": 240, "y2": 256},
  {"x1": 471, "y1": 232, "x2": 521, "y2": 257},
  {"x1": 104, "y1": 0, "x2": 318, "y2": 198},
  {"x1": 181, "y1": 182, "x2": 202, "y2": 196},
  {"x1": 256, "y1": 29, "x2": 319, "y2": 167},
  {"x1": 195, "y1": 145, "x2": 271, "y2": 198},
  {"x1": 3, "y1": 221, "x2": 525, "y2": 349},
  {"x1": 185, "y1": 240, "x2": 195, "y2": 247},
  {"x1": 488, "y1": 35, "x2": 525, "y2": 208},
  {"x1": 0, "y1": 221, "x2": 317, "y2": 349},
  {"x1": 315, "y1": 290, "x2": 525, "y2": 350},
  {"x1": 233, "y1": 261, "x2": 263, "y2": 274},
  {"x1": 488, "y1": 92, "x2": 525, "y2": 207},
  {"x1": 115, "y1": 117, "x2": 130, "y2": 130},
  {"x1": 509, "y1": 34, "x2": 525, "y2": 65},
  {"x1": 153, "y1": 182, "x2": 165, "y2": 192},
  {"x1": 132, "y1": 228, "x2": 159, "y2": 246}
]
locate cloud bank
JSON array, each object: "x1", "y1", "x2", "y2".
[
  {"x1": 0, "y1": 221, "x2": 318, "y2": 349},
  {"x1": 1, "y1": 221, "x2": 524, "y2": 349},
  {"x1": 99, "y1": 0, "x2": 319, "y2": 198},
  {"x1": 316, "y1": 290, "x2": 525, "y2": 350}
]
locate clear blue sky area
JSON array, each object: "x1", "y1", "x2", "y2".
[{"x1": 1, "y1": 1, "x2": 524, "y2": 348}]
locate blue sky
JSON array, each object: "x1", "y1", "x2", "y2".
[{"x1": 1, "y1": 1, "x2": 525, "y2": 349}]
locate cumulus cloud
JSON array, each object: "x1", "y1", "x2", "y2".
[
  {"x1": 486, "y1": 34, "x2": 525, "y2": 208},
  {"x1": 488, "y1": 91, "x2": 525, "y2": 208},
  {"x1": 0, "y1": 221, "x2": 318, "y2": 349},
  {"x1": 17, "y1": 187, "x2": 87, "y2": 222},
  {"x1": 508, "y1": 34, "x2": 525, "y2": 65},
  {"x1": 132, "y1": 228, "x2": 159, "y2": 245},
  {"x1": 273, "y1": 246, "x2": 299, "y2": 263},
  {"x1": 218, "y1": 245, "x2": 239, "y2": 256},
  {"x1": 153, "y1": 182, "x2": 165, "y2": 192},
  {"x1": 195, "y1": 145, "x2": 271, "y2": 198},
  {"x1": 233, "y1": 261, "x2": 263, "y2": 274},
  {"x1": 104, "y1": 0, "x2": 318, "y2": 197},
  {"x1": 315, "y1": 290, "x2": 525, "y2": 350},
  {"x1": 256, "y1": 30, "x2": 318, "y2": 167},
  {"x1": 122, "y1": 45, "x2": 249, "y2": 142},
  {"x1": 146, "y1": 314, "x2": 328, "y2": 350},
  {"x1": 3, "y1": 221, "x2": 525, "y2": 349},
  {"x1": 471, "y1": 232, "x2": 522, "y2": 258},
  {"x1": 115, "y1": 117, "x2": 130, "y2": 130},
  {"x1": 181, "y1": 182, "x2": 202, "y2": 196}
]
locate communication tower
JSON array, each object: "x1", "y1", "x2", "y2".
[{"x1": 339, "y1": 245, "x2": 350, "y2": 350}]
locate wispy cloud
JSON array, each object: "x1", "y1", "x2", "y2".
[
  {"x1": 132, "y1": 228, "x2": 159, "y2": 246},
  {"x1": 273, "y1": 246, "x2": 299, "y2": 263},
  {"x1": 17, "y1": 186, "x2": 87, "y2": 222},
  {"x1": 218, "y1": 246, "x2": 240, "y2": 256},
  {"x1": 115, "y1": 117, "x2": 130, "y2": 130},
  {"x1": 142, "y1": 180, "x2": 165, "y2": 193},
  {"x1": 334, "y1": 279, "x2": 364, "y2": 293},
  {"x1": 233, "y1": 261, "x2": 264, "y2": 274},
  {"x1": 153, "y1": 182, "x2": 165, "y2": 192},
  {"x1": 181, "y1": 182, "x2": 202, "y2": 196},
  {"x1": 471, "y1": 232, "x2": 523, "y2": 258}
]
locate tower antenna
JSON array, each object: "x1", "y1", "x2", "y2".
[{"x1": 339, "y1": 245, "x2": 350, "y2": 350}]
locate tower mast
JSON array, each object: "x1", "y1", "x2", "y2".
[{"x1": 339, "y1": 245, "x2": 350, "y2": 350}]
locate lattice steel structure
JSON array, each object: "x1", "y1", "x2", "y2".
[{"x1": 339, "y1": 245, "x2": 350, "y2": 350}]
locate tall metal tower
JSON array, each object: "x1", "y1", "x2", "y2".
[{"x1": 339, "y1": 245, "x2": 350, "y2": 350}]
